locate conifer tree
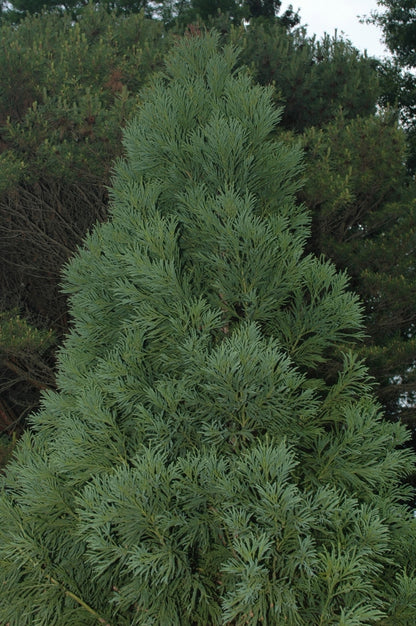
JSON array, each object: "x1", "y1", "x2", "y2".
[
  {"x1": 300, "y1": 112, "x2": 416, "y2": 428},
  {"x1": 370, "y1": 0, "x2": 416, "y2": 172},
  {"x1": 1, "y1": 31, "x2": 416, "y2": 625},
  {"x1": 231, "y1": 20, "x2": 379, "y2": 132}
]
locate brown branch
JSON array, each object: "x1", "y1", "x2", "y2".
[{"x1": 3, "y1": 359, "x2": 55, "y2": 391}]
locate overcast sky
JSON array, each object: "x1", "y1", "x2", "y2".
[{"x1": 282, "y1": 0, "x2": 389, "y2": 59}]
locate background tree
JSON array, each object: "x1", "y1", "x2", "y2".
[
  {"x1": 0, "y1": 0, "x2": 154, "y2": 22},
  {"x1": 156, "y1": 0, "x2": 245, "y2": 26},
  {"x1": 1, "y1": 31, "x2": 416, "y2": 626},
  {"x1": 370, "y1": 0, "x2": 416, "y2": 172},
  {"x1": 246, "y1": 0, "x2": 299, "y2": 25},
  {"x1": 0, "y1": 4, "x2": 167, "y2": 437},
  {"x1": 233, "y1": 17, "x2": 416, "y2": 432},
  {"x1": 299, "y1": 111, "x2": 416, "y2": 430},
  {"x1": 154, "y1": 0, "x2": 299, "y2": 28},
  {"x1": 231, "y1": 20, "x2": 379, "y2": 131},
  {"x1": 372, "y1": 0, "x2": 416, "y2": 66}
]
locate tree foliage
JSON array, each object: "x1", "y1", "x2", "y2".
[
  {"x1": 1, "y1": 32, "x2": 415, "y2": 625},
  {"x1": 233, "y1": 17, "x2": 416, "y2": 431},
  {"x1": 372, "y1": 0, "x2": 416, "y2": 66},
  {"x1": 231, "y1": 20, "x2": 380, "y2": 131},
  {"x1": 1, "y1": 0, "x2": 154, "y2": 22},
  {"x1": 0, "y1": 0, "x2": 300, "y2": 26},
  {"x1": 0, "y1": 4, "x2": 167, "y2": 433},
  {"x1": 300, "y1": 111, "x2": 416, "y2": 427},
  {"x1": 245, "y1": 0, "x2": 299, "y2": 24},
  {"x1": 158, "y1": 0, "x2": 246, "y2": 25},
  {"x1": 370, "y1": 0, "x2": 416, "y2": 172}
]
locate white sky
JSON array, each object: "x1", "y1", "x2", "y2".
[{"x1": 282, "y1": 0, "x2": 390, "y2": 59}]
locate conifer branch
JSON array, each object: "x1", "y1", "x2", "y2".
[{"x1": 45, "y1": 573, "x2": 112, "y2": 626}]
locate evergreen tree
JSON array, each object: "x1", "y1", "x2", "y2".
[
  {"x1": 1, "y1": 31, "x2": 416, "y2": 625},
  {"x1": 300, "y1": 112, "x2": 416, "y2": 428},
  {"x1": 231, "y1": 20, "x2": 380, "y2": 131},
  {"x1": 372, "y1": 0, "x2": 416, "y2": 67},
  {"x1": 0, "y1": 0, "x2": 153, "y2": 22},
  {"x1": 154, "y1": 0, "x2": 245, "y2": 26},
  {"x1": 246, "y1": 0, "x2": 299, "y2": 25},
  {"x1": 233, "y1": 19, "x2": 416, "y2": 429},
  {"x1": 370, "y1": 0, "x2": 416, "y2": 172},
  {"x1": 154, "y1": 0, "x2": 299, "y2": 28}
]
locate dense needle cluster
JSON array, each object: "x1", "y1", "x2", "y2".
[{"x1": 0, "y1": 32, "x2": 415, "y2": 625}]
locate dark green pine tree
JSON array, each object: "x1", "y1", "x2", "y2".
[
  {"x1": 1, "y1": 31, "x2": 416, "y2": 625},
  {"x1": 300, "y1": 112, "x2": 416, "y2": 428},
  {"x1": 370, "y1": 0, "x2": 416, "y2": 173}
]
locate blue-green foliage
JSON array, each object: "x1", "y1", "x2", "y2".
[{"x1": 0, "y1": 32, "x2": 415, "y2": 625}]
